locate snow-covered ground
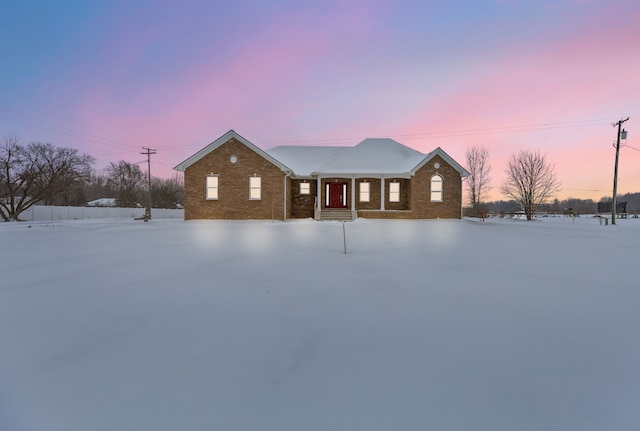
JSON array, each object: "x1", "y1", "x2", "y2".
[{"x1": 1, "y1": 216, "x2": 638, "y2": 431}]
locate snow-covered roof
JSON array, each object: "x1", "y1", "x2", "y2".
[
  {"x1": 176, "y1": 131, "x2": 469, "y2": 178},
  {"x1": 86, "y1": 198, "x2": 116, "y2": 207},
  {"x1": 313, "y1": 138, "x2": 426, "y2": 176},
  {"x1": 265, "y1": 146, "x2": 350, "y2": 177},
  {"x1": 268, "y1": 138, "x2": 469, "y2": 178}
]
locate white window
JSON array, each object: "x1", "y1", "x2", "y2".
[
  {"x1": 359, "y1": 182, "x2": 370, "y2": 202},
  {"x1": 300, "y1": 182, "x2": 310, "y2": 195},
  {"x1": 389, "y1": 182, "x2": 400, "y2": 202},
  {"x1": 206, "y1": 175, "x2": 218, "y2": 200},
  {"x1": 431, "y1": 175, "x2": 443, "y2": 202},
  {"x1": 249, "y1": 176, "x2": 261, "y2": 200}
]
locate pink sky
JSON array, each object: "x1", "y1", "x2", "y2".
[{"x1": 1, "y1": 0, "x2": 639, "y2": 202}]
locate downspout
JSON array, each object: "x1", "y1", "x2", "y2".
[
  {"x1": 283, "y1": 170, "x2": 292, "y2": 222},
  {"x1": 460, "y1": 176, "x2": 467, "y2": 219}
]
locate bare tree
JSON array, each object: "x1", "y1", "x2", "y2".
[
  {"x1": 151, "y1": 174, "x2": 183, "y2": 208},
  {"x1": 83, "y1": 171, "x2": 111, "y2": 203},
  {"x1": 106, "y1": 160, "x2": 144, "y2": 207},
  {"x1": 0, "y1": 136, "x2": 94, "y2": 221},
  {"x1": 501, "y1": 149, "x2": 561, "y2": 220},
  {"x1": 465, "y1": 145, "x2": 491, "y2": 215}
]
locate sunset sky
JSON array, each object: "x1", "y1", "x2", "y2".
[{"x1": 1, "y1": 0, "x2": 639, "y2": 202}]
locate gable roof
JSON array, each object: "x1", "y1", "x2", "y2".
[
  {"x1": 268, "y1": 138, "x2": 469, "y2": 178},
  {"x1": 416, "y1": 147, "x2": 470, "y2": 177},
  {"x1": 265, "y1": 146, "x2": 350, "y2": 177},
  {"x1": 313, "y1": 138, "x2": 426, "y2": 176},
  {"x1": 173, "y1": 130, "x2": 291, "y2": 172},
  {"x1": 175, "y1": 131, "x2": 469, "y2": 178}
]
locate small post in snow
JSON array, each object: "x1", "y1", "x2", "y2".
[{"x1": 342, "y1": 222, "x2": 347, "y2": 254}]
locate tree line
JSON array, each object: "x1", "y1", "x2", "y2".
[
  {"x1": 478, "y1": 193, "x2": 640, "y2": 216},
  {"x1": 1, "y1": 136, "x2": 183, "y2": 221},
  {"x1": 465, "y1": 144, "x2": 638, "y2": 219},
  {"x1": 3, "y1": 136, "x2": 634, "y2": 222}
]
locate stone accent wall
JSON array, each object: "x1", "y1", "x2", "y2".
[
  {"x1": 183, "y1": 137, "x2": 286, "y2": 220},
  {"x1": 355, "y1": 178, "x2": 381, "y2": 210},
  {"x1": 357, "y1": 209, "x2": 414, "y2": 219},
  {"x1": 385, "y1": 178, "x2": 411, "y2": 210},
  {"x1": 290, "y1": 179, "x2": 316, "y2": 219}
]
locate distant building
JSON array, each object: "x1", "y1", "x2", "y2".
[
  {"x1": 597, "y1": 201, "x2": 627, "y2": 214},
  {"x1": 86, "y1": 198, "x2": 116, "y2": 207}
]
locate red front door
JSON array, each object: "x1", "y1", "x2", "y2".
[{"x1": 327, "y1": 183, "x2": 347, "y2": 208}]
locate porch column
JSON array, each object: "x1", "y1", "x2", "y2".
[
  {"x1": 380, "y1": 176, "x2": 385, "y2": 210},
  {"x1": 316, "y1": 176, "x2": 322, "y2": 216},
  {"x1": 351, "y1": 177, "x2": 356, "y2": 212}
]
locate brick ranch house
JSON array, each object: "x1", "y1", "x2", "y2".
[{"x1": 174, "y1": 130, "x2": 469, "y2": 221}]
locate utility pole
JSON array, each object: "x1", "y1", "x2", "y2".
[
  {"x1": 611, "y1": 117, "x2": 629, "y2": 225},
  {"x1": 141, "y1": 147, "x2": 156, "y2": 221}
]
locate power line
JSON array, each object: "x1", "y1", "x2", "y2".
[
  {"x1": 1, "y1": 110, "x2": 136, "y2": 151},
  {"x1": 256, "y1": 118, "x2": 620, "y2": 148},
  {"x1": 3, "y1": 109, "x2": 635, "y2": 153}
]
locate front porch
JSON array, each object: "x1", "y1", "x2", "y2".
[{"x1": 302, "y1": 176, "x2": 411, "y2": 221}]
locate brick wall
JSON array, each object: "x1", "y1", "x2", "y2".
[
  {"x1": 410, "y1": 155, "x2": 463, "y2": 219},
  {"x1": 357, "y1": 156, "x2": 463, "y2": 219},
  {"x1": 184, "y1": 137, "x2": 286, "y2": 220},
  {"x1": 183, "y1": 139, "x2": 463, "y2": 220}
]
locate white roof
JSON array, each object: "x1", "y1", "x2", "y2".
[
  {"x1": 176, "y1": 132, "x2": 469, "y2": 178},
  {"x1": 86, "y1": 198, "x2": 116, "y2": 207},
  {"x1": 314, "y1": 138, "x2": 426, "y2": 176},
  {"x1": 265, "y1": 146, "x2": 350, "y2": 177},
  {"x1": 267, "y1": 138, "x2": 460, "y2": 178}
]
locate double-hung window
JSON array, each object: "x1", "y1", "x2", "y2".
[
  {"x1": 389, "y1": 182, "x2": 400, "y2": 202},
  {"x1": 359, "y1": 182, "x2": 370, "y2": 202},
  {"x1": 249, "y1": 176, "x2": 261, "y2": 200},
  {"x1": 206, "y1": 175, "x2": 219, "y2": 200},
  {"x1": 431, "y1": 175, "x2": 443, "y2": 202},
  {"x1": 300, "y1": 182, "x2": 310, "y2": 195}
]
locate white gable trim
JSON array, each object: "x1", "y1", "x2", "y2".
[
  {"x1": 174, "y1": 130, "x2": 291, "y2": 172},
  {"x1": 412, "y1": 147, "x2": 469, "y2": 177}
]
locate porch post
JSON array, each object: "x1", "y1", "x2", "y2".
[
  {"x1": 351, "y1": 177, "x2": 355, "y2": 212},
  {"x1": 380, "y1": 176, "x2": 385, "y2": 210},
  {"x1": 316, "y1": 175, "x2": 322, "y2": 217}
]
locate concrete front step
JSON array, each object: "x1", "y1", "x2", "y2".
[{"x1": 318, "y1": 209, "x2": 355, "y2": 221}]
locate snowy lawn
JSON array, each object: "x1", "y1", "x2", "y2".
[{"x1": 1, "y1": 216, "x2": 638, "y2": 431}]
